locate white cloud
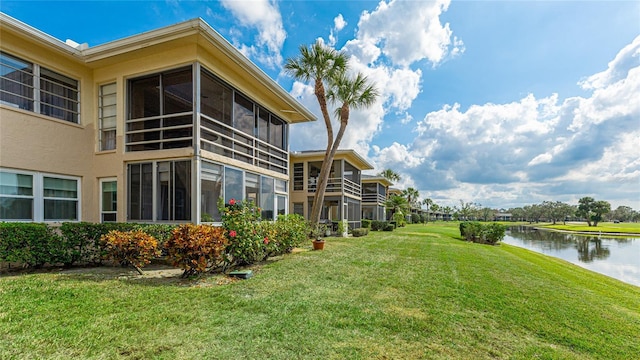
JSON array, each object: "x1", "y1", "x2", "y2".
[
  {"x1": 219, "y1": 0, "x2": 286, "y2": 68},
  {"x1": 345, "y1": 0, "x2": 464, "y2": 67},
  {"x1": 334, "y1": 14, "x2": 347, "y2": 31},
  {"x1": 371, "y1": 35, "x2": 640, "y2": 210},
  {"x1": 328, "y1": 14, "x2": 347, "y2": 47},
  {"x1": 579, "y1": 35, "x2": 640, "y2": 90}
]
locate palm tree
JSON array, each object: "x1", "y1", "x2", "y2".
[
  {"x1": 422, "y1": 198, "x2": 433, "y2": 222},
  {"x1": 378, "y1": 169, "x2": 400, "y2": 183},
  {"x1": 285, "y1": 41, "x2": 347, "y2": 226},
  {"x1": 285, "y1": 41, "x2": 378, "y2": 227},
  {"x1": 384, "y1": 195, "x2": 409, "y2": 218},
  {"x1": 402, "y1": 187, "x2": 420, "y2": 209}
]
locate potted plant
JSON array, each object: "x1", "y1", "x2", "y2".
[{"x1": 311, "y1": 224, "x2": 326, "y2": 250}]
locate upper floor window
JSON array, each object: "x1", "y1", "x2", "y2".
[
  {"x1": 99, "y1": 83, "x2": 117, "y2": 151},
  {"x1": 126, "y1": 66, "x2": 193, "y2": 151},
  {"x1": 1, "y1": 51, "x2": 79, "y2": 123}
]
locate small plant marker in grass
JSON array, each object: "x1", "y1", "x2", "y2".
[{"x1": 228, "y1": 270, "x2": 253, "y2": 279}]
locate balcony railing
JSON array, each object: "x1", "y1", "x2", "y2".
[
  {"x1": 199, "y1": 113, "x2": 288, "y2": 175},
  {"x1": 361, "y1": 193, "x2": 386, "y2": 204},
  {"x1": 308, "y1": 177, "x2": 361, "y2": 198}
]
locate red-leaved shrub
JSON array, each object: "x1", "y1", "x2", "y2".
[
  {"x1": 165, "y1": 224, "x2": 228, "y2": 277},
  {"x1": 101, "y1": 230, "x2": 160, "y2": 274}
]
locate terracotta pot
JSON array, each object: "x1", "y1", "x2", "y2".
[{"x1": 312, "y1": 240, "x2": 325, "y2": 250}]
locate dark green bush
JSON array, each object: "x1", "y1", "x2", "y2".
[
  {"x1": 361, "y1": 219, "x2": 371, "y2": 229},
  {"x1": 60, "y1": 222, "x2": 138, "y2": 265},
  {"x1": 459, "y1": 221, "x2": 506, "y2": 245},
  {"x1": 273, "y1": 214, "x2": 310, "y2": 255},
  {"x1": 383, "y1": 223, "x2": 395, "y2": 231},
  {"x1": 410, "y1": 213, "x2": 420, "y2": 224},
  {"x1": 483, "y1": 223, "x2": 506, "y2": 245},
  {"x1": 352, "y1": 228, "x2": 369, "y2": 237},
  {"x1": 0, "y1": 223, "x2": 61, "y2": 267},
  {"x1": 371, "y1": 221, "x2": 387, "y2": 231}
]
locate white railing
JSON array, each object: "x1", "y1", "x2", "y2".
[
  {"x1": 361, "y1": 193, "x2": 386, "y2": 204},
  {"x1": 308, "y1": 177, "x2": 361, "y2": 197},
  {"x1": 199, "y1": 113, "x2": 288, "y2": 175}
]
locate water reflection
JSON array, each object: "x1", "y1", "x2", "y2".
[{"x1": 504, "y1": 226, "x2": 639, "y2": 286}]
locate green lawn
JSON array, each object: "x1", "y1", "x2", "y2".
[
  {"x1": 1, "y1": 223, "x2": 639, "y2": 359},
  {"x1": 537, "y1": 222, "x2": 640, "y2": 234}
]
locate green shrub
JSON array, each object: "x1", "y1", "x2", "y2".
[
  {"x1": 351, "y1": 228, "x2": 369, "y2": 237},
  {"x1": 361, "y1": 219, "x2": 371, "y2": 229},
  {"x1": 221, "y1": 199, "x2": 265, "y2": 266},
  {"x1": 420, "y1": 214, "x2": 428, "y2": 223},
  {"x1": 371, "y1": 220, "x2": 387, "y2": 231},
  {"x1": 393, "y1": 212, "x2": 406, "y2": 227},
  {"x1": 273, "y1": 214, "x2": 310, "y2": 255},
  {"x1": 383, "y1": 223, "x2": 395, "y2": 231},
  {"x1": 410, "y1": 213, "x2": 420, "y2": 224},
  {"x1": 165, "y1": 224, "x2": 228, "y2": 277},
  {"x1": 483, "y1": 223, "x2": 506, "y2": 245},
  {"x1": 459, "y1": 221, "x2": 506, "y2": 245},
  {"x1": 0, "y1": 222, "x2": 61, "y2": 267},
  {"x1": 100, "y1": 230, "x2": 160, "y2": 274},
  {"x1": 59, "y1": 222, "x2": 138, "y2": 266}
]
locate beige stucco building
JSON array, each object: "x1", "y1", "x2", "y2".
[
  {"x1": 0, "y1": 13, "x2": 315, "y2": 224},
  {"x1": 289, "y1": 150, "x2": 374, "y2": 230}
]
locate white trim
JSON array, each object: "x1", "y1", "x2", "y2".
[
  {"x1": 0, "y1": 167, "x2": 81, "y2": 222},
  {"x1": 99, "y1": 177, "x2": 117, "y2": 223}
]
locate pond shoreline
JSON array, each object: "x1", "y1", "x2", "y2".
[{"x1": 518, "y1": 224, "x2": 640, "y2": 237}]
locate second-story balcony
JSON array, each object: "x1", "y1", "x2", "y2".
[
  {"x1": 200, "y1": 113, "x2": 288, "y2": 175},
  {"x1": 308, "y1": 177, "x2": 361, "y2": 198},
  {"x1": 361, "y1": 193, "x2": 386, "y2": 204}
]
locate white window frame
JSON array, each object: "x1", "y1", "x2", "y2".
[
  {"x1": 100, "y1": 177, "x2": 117, "y2": 223},
  {"x1": 0, "y1": 168, "x2": 81, "y2": 222},
  {"x1": 99, "y1": 82, "x2": 117, "y2": 151},
  {"x1": 0, "y1": 51, "x2": 80, "y2": 124},
  {"x1": 0, "y1": 169, "x2": 35, "y2": 221}
]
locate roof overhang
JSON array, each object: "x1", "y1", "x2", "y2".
[
  {"x1": 0, "y1": 13, "x2": 316, "y2": 124},
  {"x1": 291, "y1": 149, "x2": 374, "y2": 171}
]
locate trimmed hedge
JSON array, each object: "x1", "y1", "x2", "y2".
[
  {"x1": 459, "y1": 221, "x2": 506, "y2": 245},
  {"x1": 0, "y1": 223, "x2": 61, "y2": 267},
  {"x1": 351, "y1": 228, "x2": 369, "y2": 237},
  {"x1": 361, "y1": 219, "x2": 371, "y2": 229},
  {"x1": 1, "y1": 222, "x2": 177, "y2": 269}
]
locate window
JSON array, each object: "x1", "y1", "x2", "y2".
[
  {"x1": 245, "y1": 173, "x2": 260, "y2": 205},
  {"x1": 224, "y1": 167, "x2": 243, "y2": 205},
  {"x1": 0, "y1": 169, "x2": 80, "y2": 221},
  {"x1": 1, "y1": 51, "x2": 79, "y2": 123},
  {"x1": 100, "y1": 179, "x2": 117, "y2": 222},
  {"x1": 127, "y1": 67, "x2": 193, "y2": 151},
  {"x1": 99, "y1": 83, "x2": 117, "y2": 151},
  {"x1": 293, "y1": 203, "x2": 304, "y2": 216},
  {"x1": 293, "y1": 163, "x2": 304, "y2": 190},
  {"x1": 128, "y1": 163, "x2": 153, "y2": 220},
  {"x1": 260, "y1": 176, "x2": 274, "y2": 220},
  {"x1": 201, "y1": 162, "x2": 222, "y2": 222},
  {"x1": 0, "y1": 52, "x2": 33, "y2": 111},
  {"x1": 0, "y1": 171, "x2": 33, "y2": 220},
  {"x1": 43, "y1": 176, "x2": 78, "y2": 221},
  {"x1": 127, "y1": 160, "x2": 191, "y2": 221}
]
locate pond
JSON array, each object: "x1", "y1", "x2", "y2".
[{"x1": 503, "y1": 226, "x2": 640, "y2": 287}]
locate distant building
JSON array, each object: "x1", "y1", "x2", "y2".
[{"x1": 289, "y1": 150, "x2": 373, "y2": 230}]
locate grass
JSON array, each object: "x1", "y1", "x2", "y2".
[
  {"x1": 1, "y1": 223, "x2": 639, "y2": 359},
  {"x1": 536, "y1": 222, "x2": 640, "y2": 234}
]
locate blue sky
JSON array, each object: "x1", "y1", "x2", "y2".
[{"x1": 2, "y1": 0, "x2": 639, "y2": 211}]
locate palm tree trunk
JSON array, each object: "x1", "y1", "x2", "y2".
[{"x1": 309, "y1": 106, "x2": 349, "y2": 226}]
